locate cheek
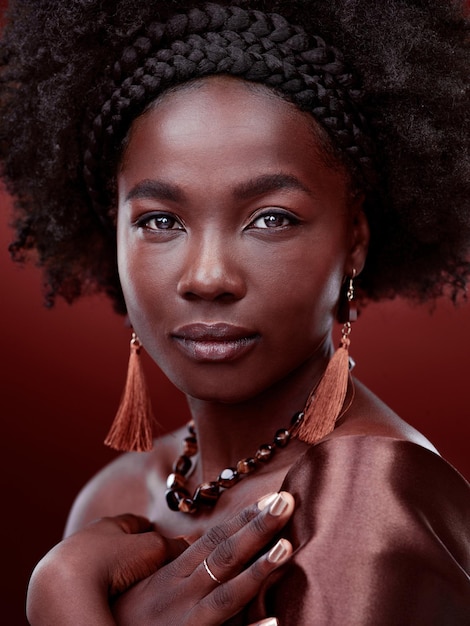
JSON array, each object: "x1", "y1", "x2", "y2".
[
  {"x1": 117, "y1": 221, "x2": 159, "y2": 326},
  {"x1": 268, "y1": 260, "x2": 343, "y2": 345},
  {"x1": 118, "y1": 244, "x2": 168, "y2": 324},
  {"x1": 249, "y1": 235, "x2": 346, "y2": 311},
  {"x1": 117, "y1": 224, "x2": 135, "y2": 310}
]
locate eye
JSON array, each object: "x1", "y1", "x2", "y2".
[
  {"x1": 137, "y1": 213, "x2": 184, "y2": 231},
  {"x1": 249, "y1": 210, "x2": 298, "y2": 229}
]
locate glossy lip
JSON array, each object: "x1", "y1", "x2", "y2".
[{"x1": 171, "y1": 323, "x2": 260, "y2": 362}]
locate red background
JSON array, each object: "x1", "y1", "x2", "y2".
[{"x1": 1, "y1": 1, "x2": 470, "y2": 623}]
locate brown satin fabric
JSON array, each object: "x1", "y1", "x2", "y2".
[{"x1": 233, "y1": 436, "x2": 470, "y2": 625}]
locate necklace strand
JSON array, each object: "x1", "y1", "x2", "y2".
[{"x1": 165, "y1": 412, "x2": 304, "y2": 514}]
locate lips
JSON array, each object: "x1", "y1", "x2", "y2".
[{"x1": 171, "y1": 323, "x2": 260, "y2": 362}]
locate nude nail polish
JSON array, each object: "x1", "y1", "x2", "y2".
[
  {"x1": 267, "y1": 538, "x2": 289, "y2": 563},
  {"x1": 257, "y1": 492, "x2": 278, "y2": 511},
  {"x1": 269, "y1": 493, "x2": 288, "y2": 516}
]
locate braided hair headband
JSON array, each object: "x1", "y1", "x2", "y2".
[{"x1": 83, "y1": 3, "x2": 376, "y2": 220}]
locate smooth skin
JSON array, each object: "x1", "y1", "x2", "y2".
[{"x1": 27, "y1": 76, "x2": 436, "y2": 625}]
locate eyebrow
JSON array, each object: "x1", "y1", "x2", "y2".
[
  {"x1": 232, "y1": 173, "x2": 312, "y2": 200},
  {"x1": 126, "y1": 179, "x2": 184, "y2": 203},
  {"x1": 125, "y1": 172, "x2": 311, "y2": 203}
]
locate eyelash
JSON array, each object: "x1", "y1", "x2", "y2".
[
  {"x1": 136, "y1": 213, "x2": 183, "y2": 231},
  {"x1": 135, "y1": 209, "x2": 299, "y2": 232},
  {"x1": 248, "y1": 210, "x2": 299, "y2": 230}
]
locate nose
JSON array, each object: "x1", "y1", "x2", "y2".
[{"x1": 176, "y1": 235, "x2": 247, "y2": 302}]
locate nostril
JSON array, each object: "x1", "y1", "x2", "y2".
[
  {"x1": 176, "y1": 254, "x2": 247, "y2": 302},
  {"x1": 180, "y1": 288, "x2": 243, "y2": 303}
]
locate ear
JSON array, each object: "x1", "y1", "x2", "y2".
[{"x1": 344, "y1": 192, "x2": 369, "y2": 277}]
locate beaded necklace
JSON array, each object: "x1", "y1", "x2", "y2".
[{"x1": 165, "y1": 412, "x2": 304, "y2": 514}]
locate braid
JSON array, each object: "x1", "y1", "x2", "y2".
[{"x1": 83, "y1": 3, "x2": 376, "y2": 222}]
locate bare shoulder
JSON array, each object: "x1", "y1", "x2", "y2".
[
  {"x1": 329, "y1": 379, "x2": 438, "y2": 454},
  {"x1": 64, "y1": 428, "x2": 183, "y2": 537}
]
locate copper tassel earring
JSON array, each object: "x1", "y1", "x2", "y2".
[
  {"x1": 104, "y1": 332, "x2": 154, "y2": 452},
  {"x1": 296, "y1": 270, "x2": 357, "y2": 445}
]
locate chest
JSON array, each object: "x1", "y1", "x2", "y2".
[{"x1": 145, "y1": 462, "x2": 291, "y2": 539}]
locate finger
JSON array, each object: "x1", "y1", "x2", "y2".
[
  {"x1": 86, "y1": 513, "x2": 154, "y2": 536},
  {"x1": 165, "y1": 536, "x2": 191, "y2": 561},
  {"x1": 184, "y1": 491, "x2": 281, "y2": 553},
  {"x1": 248, "y1": 619, "x2": 279, "y2": 626},
  {"x1": 195, "y1": 538, "x2": 292, "y2": 624},
  {"x1": 218, "y1": 538, "x2": 292, "y2": 603},
  {"x1": 110, "y1": 513, "x2": 154, "y2": 534},
  {"x1": 108, "y1": 531, "x2": 175, "y2": 595},
  {"x1": 87, "y1": 514, "x2": 190, "y2": 563},
  {"x1": 162, "y1": 500, "x2": 261, "y2": 579},
  {"x1": 80, "y1": 515, "x2": 175, "y2": 595},
  {"x1": 196, "y1": 492, "x2": 294, "y2": 585}
]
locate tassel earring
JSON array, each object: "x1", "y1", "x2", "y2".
[
  {"x1": 104, "y1": 332, "x2": 154, "y2": 452},
  {"x1": 296, "y1": 270, "x2": 357, "y2": 445}
]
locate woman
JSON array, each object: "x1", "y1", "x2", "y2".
[{"x1": 1, "y1": 0, "x2": 469, "y2": 623}]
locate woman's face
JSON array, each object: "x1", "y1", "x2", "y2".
[{"x1": 117, "y1": 77, "x2": 368, "y2": 402}]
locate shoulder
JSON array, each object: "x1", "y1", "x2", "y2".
[
  {"x1": 293, "y1": 397, "x2": 470, "y2": 536},
  {"x1": 64, "y1": 428, "x2": 183, "y2": 537},
  {"x1": 284, "y1": 432, "x2": 470, "y2": 569},
  {"x1": 64, "y1": 449, "x2": 153, "y2": 537},
  {"x1": 274, "y1": 435, "x2": 470, "y2": 623},
  {"x1": 284, "y1": 378, "x2": 470, "y2": 566},
  {"x1": 327, "y1": 378, "x2": 438, "y2": 452},
  {"x1": 299, "y1": 433, "x2": 469, "y2": 509},
  {"x1": 274, "y1": 434, "x2": 470, "y2": 622}
]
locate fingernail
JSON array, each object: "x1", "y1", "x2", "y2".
[
  {"x1": 257, "y1": 619, "x2": 278, "y2": 626},
  {"x1": 257, "y1": 492, "x2": 278, "y2": 511},
  {"x1": 269, "y1": 493, "x2": 288, "y2": 517},
  {"x1": 267, "y1": 538, "x2": 290, "y2": 564}
]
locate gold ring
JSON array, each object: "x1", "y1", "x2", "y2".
[{"x1": 203, "y1": 558, "x2": 222, "y2": 584}]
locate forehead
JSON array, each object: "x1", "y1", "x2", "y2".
[
  {"x1": 122, "y1": 76, "x2": 333, "y2": 162},
  {"x1": 118, "y1": 75, "x2": 349, "y2": 203}
]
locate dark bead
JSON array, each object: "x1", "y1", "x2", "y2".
[
  {"x1": 337, "y1": 296, "x2": 358, "y2": 324},
  {"x1": 165, "y1": 487, "x2": 189, "y2": 512},
  {"x1": 255, "y1": 444, "x2": 274, "y2": 462},
  {"x1": 183, "y1": 436, "x2": 198, "y2": 457},
  {"x1": 274, "y1": 428, "x2": 291, "y2": 448},
  {"x1": 291, "y1": 411, "x2": 304, "y2": 427},
  {"x1": 187, "y1": 421, "x2": 196, "y2": 436},
  {"x1": 166, "y1": 472, "x2": 186, "y2": 489},
  {"x1": 348, "y1": 302, "x2": 358, "y2": 323},
  {"x1": 289, "y1": 411, "x2": 304, "y2": 434},
  {"x1": 237, "y1": 457, "x2": 257, "y2": 474},
  {"x1": 217, "y1": 467, "x2": 239, "y2": 488},
  {"x1": 194, "y1": 481, "x2": 220, "y2": 507},
  {"x1": 178, "y1": 498, "x2": 197, "y2": 514},
  {"x1": 173, "y1": 455, "x2": 192, "y2": 475}
]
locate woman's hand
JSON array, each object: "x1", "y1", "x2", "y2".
[
  {"x1": 113, "y1": 492, "x2": 294, "y2": 625},
  {"x1": 26, "y1": 513, "x2": 187, "y2": 625},
  {"x1": 26, "y1": 492, "x2": 293, "y2": 625}
]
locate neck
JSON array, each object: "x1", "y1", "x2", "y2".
[{"x1": 185, "y1": 339, "x2": 332, "y2": 479}]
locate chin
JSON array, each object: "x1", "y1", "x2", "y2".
[{"x1": 177, "y1": 376, "x2": 267, "y2": 405}]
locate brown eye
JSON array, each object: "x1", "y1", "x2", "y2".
[
  {"x1": 139, "y1": 214, "x2": 183, "y2": 231},
  {"x1": 250, "y1": 211, "x2": 295, "y2": 229}
]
